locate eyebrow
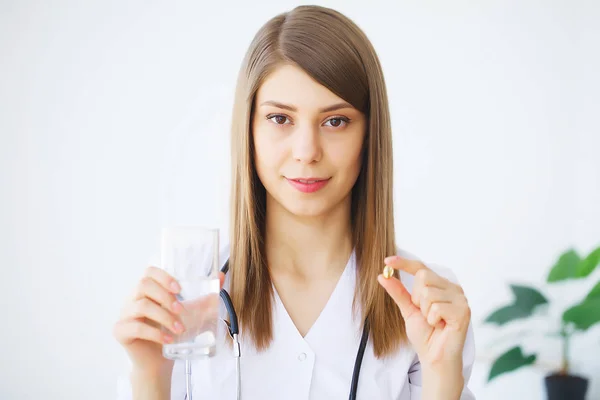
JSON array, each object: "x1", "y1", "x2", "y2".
[{"x1": 259, "y1": 100, "x2": 354, "y2": 113}]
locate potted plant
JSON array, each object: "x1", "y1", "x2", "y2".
[{"x1": 483, "y1": 245, "x2": 600, "y2": 400}]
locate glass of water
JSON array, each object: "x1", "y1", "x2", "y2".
[{"x1": 160, "y1": 226, "x2": 220, "y2": 360}]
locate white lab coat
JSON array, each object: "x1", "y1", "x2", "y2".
[{"x1": 116, "y1": 245, "x2": 476, "y2": 399}]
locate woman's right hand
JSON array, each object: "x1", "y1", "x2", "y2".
[{"x1": 113, "y1": 266, "x2": 186, "y2": 376}]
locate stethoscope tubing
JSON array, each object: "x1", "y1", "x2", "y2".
[{"x1": 184, "y1": 259, "x2": 368, "y2": 400}]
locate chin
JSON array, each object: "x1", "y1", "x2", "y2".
[
  {"x1": 282, "y1": 200, "x2": 332, "y2": 218},
  {"x1": 264, "y1": 180, "x2": 353, "y2": 219}
]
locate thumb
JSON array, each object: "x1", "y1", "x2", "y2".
[{"x1": 377, "y1": 274, "x2": 419, "y2": 319}]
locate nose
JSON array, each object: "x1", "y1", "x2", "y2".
[{"x1": 291, "y1": 123, "x2": 322, "y2": 164}]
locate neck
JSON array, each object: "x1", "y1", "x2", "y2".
[{"x1": 264, "y1": 196, "x2": 353, "y2": 280}]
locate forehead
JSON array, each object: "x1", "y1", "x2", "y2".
[{"x1": 255, "y1": 64, "x2": 347, "y2": 110}]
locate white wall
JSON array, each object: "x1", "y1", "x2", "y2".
[{"x1": 1, "y1": 0, "x2": 599, "y2": 399}]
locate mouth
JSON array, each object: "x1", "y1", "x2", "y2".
[
  {"x1": 290, "y1": 178, "x2": 328, "y2": 184},
  {"x1": 285, "y1": 177, "x2": 331, "y2": 193}
]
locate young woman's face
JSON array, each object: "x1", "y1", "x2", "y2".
[{"x1": 252, "y1": 64, "x2": 367, "y2": 218}]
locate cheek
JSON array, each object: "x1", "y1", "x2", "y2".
[
  {"x1": 253, "y1": 129, "x2": 287, "y2": 176},
  {"x1": 327, "y1": 137, "x2": 364, "y2": 176}
]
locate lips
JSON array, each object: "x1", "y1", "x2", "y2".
[
  {"x1": 294, "y1": 179, "x2": 324, "y2": 184},
  {"x1": 286, "y1": 177, "x2": 330, "y2": 193}
]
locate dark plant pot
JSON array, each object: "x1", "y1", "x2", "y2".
[{"x1": 544, "y1": 373, "x2": 588, "y2": 400}]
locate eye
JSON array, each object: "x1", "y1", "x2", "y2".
[
  {"x1": 267, "y1": 114, "x2": 291, "y2": 125},
  {"x1": 323, "y1": 117, "x2": 350, "y2": 128}
]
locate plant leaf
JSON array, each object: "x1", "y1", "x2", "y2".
[
  {"x1": 547, "y1": 249, "x2": 582, "y2": 282},
  {"x1": 483, "y1": 285, "x2": 548, "y2": 326},
  {"x1": 512, "y1": 284, "x2": 549, "y2": 309},
  {"x1": 485, "y1": 305, "x2": 531, "y2": 325},
  {"x1": 577, "y1": 246, "x2": 600, "y2": 278},
  {"x1": 563, "y1": 298, "x2": 600, "y2": 331},
  {"x1": 488, "y1": 346, "x2": 537, "y2": 382},
  {"x1": 585, "y1": 280, "x2": 600, "y2": 301}
]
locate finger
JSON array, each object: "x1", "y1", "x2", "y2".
[
  {"x1": 144, "y1": 266, "x2": 181, "y2": 294},
  {"x1": 384, "y1": 255, "x2": 428, "y2": 276},
  {"x1": 126, "y1": 298, "x2": 184, "y2": 336},
  {"x1": 427, "y1": 312, "x2": 447, "y2": 330},
  {"x1": 377, "y1": 274, "x2": 419, "y2": 319},
  {"x1": 426, "y1": 301, "x2": 470, "y2": 329},
  {"x1": 410, "y1": 269, "x2": 450, "y2": 309},
  {"x1": 417, "y1": 268, "x2": 450, "y2": 287},
  {"x1": 135, "y1": 277, "x2": 182, "y2": 314},
  {"x1": 419, "y1": 287, "x2": 452, "y2": 318},
  {"x1": 385, "y1": 256, "x2": 452, "y2": 285},
  {"x1": 411, "y1": 275, "x2": 426, "y2": 308},
  {"x1": 426, "y1": 302, "x2": 449, "y2": 327},
  {"x1": 113, "y1": 319, "x2": 172, "y2": 345}
]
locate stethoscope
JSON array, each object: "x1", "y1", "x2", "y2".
[{"x1": 183, "y1": 259, "x2": 370, "y2": 400}]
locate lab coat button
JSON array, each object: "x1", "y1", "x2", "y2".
[{"x1": 298, "y1": 352, "x2": 307, "y2": 361}]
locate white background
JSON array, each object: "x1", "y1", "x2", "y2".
[{"x1": 1, "y1": 0, "x2": 599, "y2": 399}]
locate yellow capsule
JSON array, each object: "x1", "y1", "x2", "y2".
[{"x1": 383, "y1": 265, "x2": 394, "y2": 279}]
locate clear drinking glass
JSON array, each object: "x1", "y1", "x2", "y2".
[{"x1": 160, "y1": 226, "x2": 220, "y2": 360}]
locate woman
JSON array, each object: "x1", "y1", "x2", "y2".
[{"x1": 114, "y1": 5, "x2": 475, "y2": 399}]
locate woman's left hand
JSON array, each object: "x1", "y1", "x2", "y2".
[{"x1": 377, "y1": 255, "x2": 471, "y2": 369}]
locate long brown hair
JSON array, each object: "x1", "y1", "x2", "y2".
[{"x1": 228, "y1": 5, "x2": 406, "y2": 358}]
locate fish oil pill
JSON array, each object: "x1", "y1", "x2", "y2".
[{"x1": 383, "y1": 265, "x2": 394, "y2": 279}]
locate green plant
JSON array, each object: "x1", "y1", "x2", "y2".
[{"x1": 484, "y1": 245, "x2": 600, "y2": 382}]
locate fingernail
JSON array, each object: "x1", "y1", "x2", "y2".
[
  {"x1": 384, "y1": 255, "x2": 399, "y2": 263},
  {"x1": 163, "y1": 334, "x2": 173, "y2": 343},
  {"x1": 171, "y1": 301, "x2": 183, "y2": 314},
  {"x1": 170, "y1": 281, "x2": 181, "y2": 293},
  {"x1": 174, "y1": 321, "x2": 184, "y2": 333}
]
